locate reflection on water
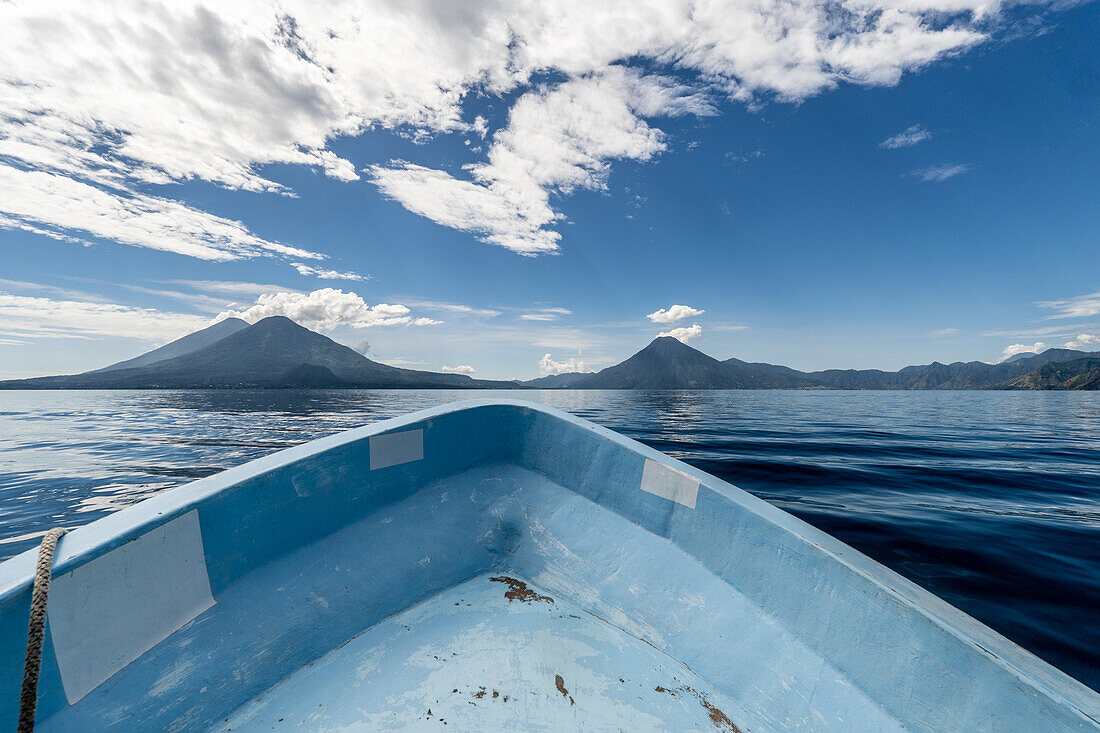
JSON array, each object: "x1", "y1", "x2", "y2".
[{"x1": 1, "y1": 388, "x2": 1099, "y2": 691}]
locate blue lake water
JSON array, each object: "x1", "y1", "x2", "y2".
[{"x1": 1, "y1": 389, "x2": 1098, "y2": 693}]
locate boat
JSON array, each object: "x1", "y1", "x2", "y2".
[{"x1": 1, "y1": 399, "x2": 1098, "y2": 731}]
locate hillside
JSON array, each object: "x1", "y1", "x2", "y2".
[
  {"x1": 1002, "y1": 356, "x2": 1100, "y2": 390},
  {"x1": 92, "y1": 318, "x2": 249, "y2": 372}
]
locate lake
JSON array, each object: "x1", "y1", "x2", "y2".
[{"x1": 1, "y1": 389, "x2": 1098, "y2": 693}]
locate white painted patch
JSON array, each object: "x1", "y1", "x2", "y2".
[
  {"x1": 49, "y1": 510, "x2": 215, "y2": 703},
  {"x1": 640, "y1": 459, "x2": 699, "y2": 509},
  {"x1": 369, "y1": 428, "x2": 424, "y2": 470}
]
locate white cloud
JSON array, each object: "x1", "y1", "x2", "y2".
[
  {"x1": 166, "y1": 280, "x2": 302, "y2": 298},
  {"x1": 0, "y1": 292, "x2": 209, "y2": 341},
  {"x1": 519, "y1": 308, "x2": 572, "y2": 321},
  {"x1": 381, "y1": 358, "x2": 427, "y2": 367},
  {"x1": 999, "y1": 342, "x2": 1047, "y2": 362},
  {"x1": 1065, "y1": 334, "x2": 1100, "y2": 350},
  {"x1": 539, "y1": 353, "x2": 591, "y2": 375},
  {"x1": 292, "y1": 263, "x2": 370, "y2": 282},
  {"x1": 0, "y1": 165, "x2": 320, "y2": 262},
  {"x1": 658, "y1": 323, "x2": 703, "y2": 343},
  {"x1": 215, "y1": 288, "x2": 439, "y2": 332},
  {"x1": 880, "y1": 124, "x2": 931, "y2": 149},
  {"x1": 1037, "y1": 291, "x2": 1100, "y2": 320},
  {"x1": 440, "y1": 364, "x2": 476, "y2": 375},
  {"x1": 913, "y1": 163, "x2": 970, "y2": 182},
  {"x1": 926, "y1": 327, "x2": 960, "y2": 336},
  {"x1": 647, "y1": 304, "x2": 706, "y2": 323},
  {"x1": 983, "y1": 325, "x2": 1079, "y2": 338},
  {"x1": 0, "y1": 0, "x2": 1005, "y2": 257},
  {"x1": 401, "y1": 300, "x2": 502, "y2": 318}
]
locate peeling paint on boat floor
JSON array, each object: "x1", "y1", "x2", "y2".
[{"x1": 214, "y1": 575, "x2": 759, "y2": 732}]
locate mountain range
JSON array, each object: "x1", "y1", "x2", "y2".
[
  {"x1": 1, "y1": 319, "x2": 1097, "y2": 390},
  {"x1": 527, "y1": 337, "x2": 1100, "y2": 391}
]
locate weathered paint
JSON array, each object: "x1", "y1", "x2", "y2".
[{"x1": 0, "y1": 399, "x2": 1096, "y2": 731}]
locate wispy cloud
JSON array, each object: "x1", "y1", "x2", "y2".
[
  {"x1": 983, "y1": 324, "x2": 1083, "y2": 338},
  {"x1": 0, "y1": 278, "x2": 113, "y2": 303},
  {"x1": 926, "y1": 327, "x2": 960, "y2": 336},
  {"x1": 880, "y1": 124, "x2": 931, "y2": 149},
  {"x1": 913, "y1": 163, "x2": 970, "y2": 182},
  {"x1": 519, "y1": 307, "x2": 573, "y2": 322},
  {"x1": 380, "y1": 358, "x2": 427, "y2": 367},
  {"x1": 1037, "y1": 291, "x2": 1100, "y2": 319},
  {"x1": 0, "y1": 165, "x2": 320, "y2": 262},
  {"x1": 165, "y1": 280, "x2": 303, "y2": 298},
  {"x1": 0, "y1": 292, "x2": 208, "y2": 342},
  {"x1": 292, "y1": 263, "x2": 370, "y2": 282},
  {"x1": 399, "y1": 300, "x2": 503, "y2": 318}
]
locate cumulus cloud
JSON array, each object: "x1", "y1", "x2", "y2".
[
  {"x1": 539, "y1": 354, "x2": 592, "y2": 375},
  {"x1": 370, "y1": 68, "x2": 707, "y2": 254},
  {"x1": 658, "y1": 323, "x2": 703, "y2": 343},
  {"x1": 647, "y1": 304, "x2": 705, "y2": 324},
  {"x1": 215, "y1": 288, "x2": 439, "y2": 332},
  {"x1": 880, "y1": 124, "x2": 931, "y2": 149},
  {"x1": 999, "y1": 342, "x2": 1047, "y2": 362},
  {"x1": 0, "y1": 0, "x2": 998, "y2": 257},
  {"x1": 292, "y1": 263, "x2": 370, "y2": 282},
  {"x1": 0, "y1": 292, "x2": 209, "y2": 341},
  {"x1": 1037, "y1": 291, "x2": 1100, "y2": 320},
  {"x1": 1065, "y1": 334, "x2": 1100, "y2": 350},
  {"x1": 440, "y1": 364, "x2": 476, "y2": 375},
  {"x1": 913, "y1": 163, "x2": 970, "y2": 182}
]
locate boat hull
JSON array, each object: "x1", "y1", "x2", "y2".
[{"x1": 0, "y1": 400, "x2": 1097, "y2": 730}]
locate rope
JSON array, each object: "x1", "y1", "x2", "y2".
[{"x1": 18, "y1": 528, "x2": 67, "y2": 733}]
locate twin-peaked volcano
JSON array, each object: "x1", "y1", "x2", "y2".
[{"x1": 0, "y1": 316, "x2": 518, "y2": 390}]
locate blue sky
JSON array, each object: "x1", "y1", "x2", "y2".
[{"x1": 1, "y1": 0, "x2": 1098, "y2": 379}]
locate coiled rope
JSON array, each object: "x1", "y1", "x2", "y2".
[{"x1": 18, "y1": 528, "x2": 67, "y2": 733}]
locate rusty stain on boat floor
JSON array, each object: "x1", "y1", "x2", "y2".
[
  {"x1": 554, "y1": 674, "x2": 574, "y2": 705},
  {"x1": 489, "y1": 576, "x2": 554, "y2": 604},
  {"x1": 655, "y1": 683, "x2": 741, "y2": 732}
]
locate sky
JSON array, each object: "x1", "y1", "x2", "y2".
[{"x1": 1, "y1": 0, "x2": 1098, "y2": 380}]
